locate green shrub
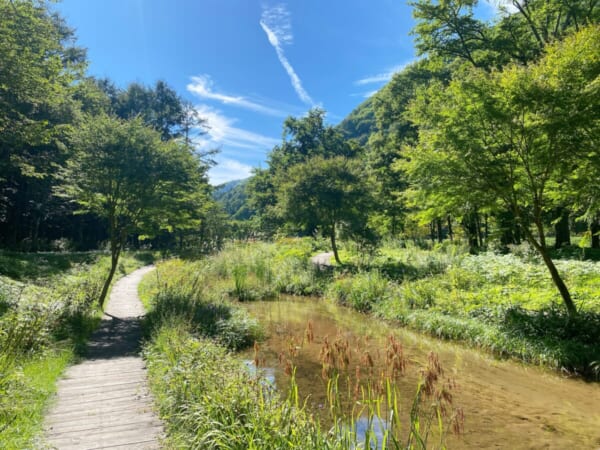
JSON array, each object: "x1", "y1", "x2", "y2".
[{"x1": 327, "y1": 271, "x2": 391, "y2": 312}]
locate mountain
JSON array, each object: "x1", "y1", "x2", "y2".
[
  {"x1": 213, "y1": 178, "x2": 254, "y2": 220},
  {"x1": 337, "y1": 96, "x2": 377, "y2": 146}
]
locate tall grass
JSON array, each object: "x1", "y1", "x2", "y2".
[
  {"x1": 144, "y1": 325, "x2": 335, "y2": 449},
  {"x1": 324, "y1": 245, "x2": 600, "y2": 377},
  {"x1": 188, "y1": 239, "x2": 600, "y2": 377},
  {"x1": 141, "y1": 254, "x2": 463, "y2": 449}
]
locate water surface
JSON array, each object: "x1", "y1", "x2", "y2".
[{"x1": 242, "y1": 297, "x2": 600, "y2": 449}]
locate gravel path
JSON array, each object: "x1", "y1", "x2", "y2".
[
  {"x1": 44, "y1": 266, "x2": 163, "y2": 450},
  {"x1": 310, "y1": 251, "x2": 334, "y2": 268}
]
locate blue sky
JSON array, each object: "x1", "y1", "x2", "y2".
[{"x1": 56, "y1": 0, "x2": 499, "y2": 184}]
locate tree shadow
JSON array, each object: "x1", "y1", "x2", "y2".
[
  {"x1": 0, "y1": 251, "x2": 99, "y2": 280},
  {"x1": 497, "y1": 306, "x2": 600, "y2": 378},
  {"x1": 549, "y1": 246, "x2": 600, "y2": 261},
  {"x1": 79, "y1": 313, "x2": 144, "y2": 360}
]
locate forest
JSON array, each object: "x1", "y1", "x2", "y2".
[{"x1": 1, "y1": 0, "x2": 599, "y2": 448}]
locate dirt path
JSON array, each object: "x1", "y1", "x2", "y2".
[
  {"x1": 44, "y1": 266, "x2": 163, "y2": 450},
  {"x1": 310, "y1": 251, "x2": 334, "y2": 267}
]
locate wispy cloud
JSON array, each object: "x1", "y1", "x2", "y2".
[
  {"x1": 187, "y1": 75, "x2": 286, "y2": 117},
  {"x1": 355, "y1": 64, "x2": 408, "y2": 86},
  {"x1": 208, "y1": 157, "x2": 254, "y2": 185},
  {"x1": 260, "y1": 4, "x2": 314, "y2": 106},
  {"x1": 482, "y1": 0, "x2": 519, "y2": 17},
  {"x1": 193, "y1": 104, "x2": 279, "y2": 152}
]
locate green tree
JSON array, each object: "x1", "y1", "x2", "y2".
[
  {"x1": 277, "y1": 156, "x2": 373, "y2": 264},
  {"x1": 0, "y1": 0, "x2": 86, "y2": 248},
  {"x1": 405, "y1": 25, "x2": 599, "y2": 315},
  {"x1": 247, "y1": 108, "x2": 360, "y2": 238},
  {"x1": 64, "y1": 114, "x2": 209, "y2": 307},
  {"x1": 411, "y1": 0, "x2": 600, "y2": 69}
]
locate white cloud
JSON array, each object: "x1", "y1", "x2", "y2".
[
  {"x1": 187, "y1": 75, "x2": 286, "y2": 117},
  {"x1": 193, "y1": 104, "x2": 279, "y2": 152},
  {"x1": 355, "y1": 64, "x2": 408, "y2": 86},
  {"x1": 208, "y1": 158, "x2": 254, "y2": 185},
  {"x1": 483, "y1": 0, "x2": 519, "y2": 16},
  {"x1": 260, "y1": 4, "x2": 314, "y2": 106}
]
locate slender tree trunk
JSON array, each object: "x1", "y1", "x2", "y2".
[
  {"x1": 475, "y1": 212, "x2": 484, "y2": 248},
  {"x1": 436, "y1": 218, "x2": 443, "y2": 243},
  {"x1": 523, "y1": 225, "x2": 577, "y2": 316},
  {"x1": 98, "y1": 235, "x2": 122, "y2": 309},
  {"x1": 484, "y1": 214, "x2": 489, "y2": 241},
  {"x1": 554, "y1": 208, "x2": 571, "y2": 249},
  {"x1": 447, "y1": 215, "x2": 454, "y2": 241},
  {"x1": 330, "y1": 224, "x2": 342, "y2": 265},
  {"x1": 590, "y1": 215, "x2": 599, "y2": 249},
  {"x1": 462, "y1": 213, "x2": 479, "y2": 253}
]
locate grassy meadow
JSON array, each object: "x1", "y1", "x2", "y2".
[
  {"x1": 0, "y1": 251, "x2": 154, "y2": 448},
  {"x1": 134, "y1": 237, "x2": 595, "y2": 448}
]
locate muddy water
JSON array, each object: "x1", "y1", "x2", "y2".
[{"x1": 241, "y1": 297, "x2": 600, "y2": 449}]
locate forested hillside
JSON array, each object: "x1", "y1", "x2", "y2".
[{"x1": 213, "y1": 179, "x2": 255, "y2": 220}]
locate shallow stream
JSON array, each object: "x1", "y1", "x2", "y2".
[{"x1": 241, "y1": 297, "x2": 600, "y2": 449}]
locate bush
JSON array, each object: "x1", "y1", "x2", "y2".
[{"x1": 326, "y1": 271, "x2": 391, "y2": 312}]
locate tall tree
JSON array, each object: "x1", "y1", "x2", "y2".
[
  {"x1": 411, "y1": 0, "x2": 600, "y2": 69},
  {"x1": 64, "y1": 114, "x2": 209, "y2": 307},
  {"x1": 405, "y1": 25, "x2": 599, "y2": 315},
  {"x1": 277, "y1": 156, "x2": 373, "y2": 264},
  {"x1": 0, "y1": 0, "x2": 86, "y2": 248}
]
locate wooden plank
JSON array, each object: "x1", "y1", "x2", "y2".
[{"x1": 44, "y1": 267, "x2": 163, "y2": 449}]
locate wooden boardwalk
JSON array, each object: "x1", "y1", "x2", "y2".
[{"x1": 45, "y1": 266, "x2": 163, "y2": 450}]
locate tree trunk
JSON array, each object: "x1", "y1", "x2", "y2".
[
  {"x1": 462, "y1": 212, "x2": 479, "y2": 253},
  {"x1": 330, "y1": 224, "x2": 342, "y2": 265},
  {"x1": 475, "y1": 212, "x2": 484, "y2": 248},
  {"x1": 554, "y1": 208, "x2": 571, "y2": 249},
  {"x1": 590, "y1": 216, "x2": 599, "y2": 249},
  {"x1": 523, "y1": 226, "x2": 577, "y2": 316},
  {"x1": 436, "y1": 218, "x2": 443, "y2": 243},
  {"x1": 98, "y1": 237, "x2": 122, "y2": 308},
  {"x1": 447, "y1": 216, "x2": 453, "y2": 241}
]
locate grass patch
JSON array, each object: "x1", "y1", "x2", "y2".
[
  {"x1": 141, "y1": 248, "x2": 465, "y2": 448},
  {"x1": 328, "y1": 245, "x2": 600, "y2": 378},
  {"x1": 166, "y1": 239, "x2": 600, "y2": 378}
]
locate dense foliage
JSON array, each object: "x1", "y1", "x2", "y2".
[{"x1": 0, "y1": 0, "x2": 215, "y2": 257}]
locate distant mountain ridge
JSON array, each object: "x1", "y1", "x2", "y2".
[
  {"x1": 337, "y1": 96, "x2": 377, "y2": 146},
  {"x1": 213, "y1": 178, "x2": 254, "y2": 220}
]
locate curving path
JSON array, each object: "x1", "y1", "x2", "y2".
[{"x1": 44, "y1": 266, "x2": 163, "y2": 450}]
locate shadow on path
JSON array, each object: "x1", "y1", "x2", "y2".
[{"x1": 84, "y1": 313, "x2": 143, "y2": 360}]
